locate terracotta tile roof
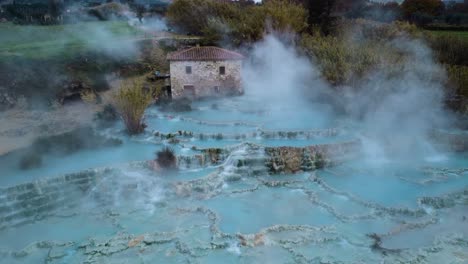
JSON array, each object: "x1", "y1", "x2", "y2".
[{"x1": 167, "y1": 46, "x2": 244, "y2": 61}]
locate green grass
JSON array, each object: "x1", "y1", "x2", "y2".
[
  {"x1": 0, "y1": 21, "x2": 144, "y2": 59},
  {"x1": 427, "y1": 30, "x2": 468, "y2": 40}
]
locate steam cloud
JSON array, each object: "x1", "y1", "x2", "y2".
[
  {"x1": 242, "y1": 35, "x2": 336, "y2": 130},
  {"x1": 242, "y1": 32, "x2": 452, "y2": 163},
  {"x1": 350, "y1": 37, "x2": 451, "y2": 163}
]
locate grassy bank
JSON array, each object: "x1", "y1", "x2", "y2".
[
  {"x1": 427, "y1": 30, "x2": 468, "y2": 40},
  {"x1": 0, "y1": 21, "x2": 143, "y2": 59}
]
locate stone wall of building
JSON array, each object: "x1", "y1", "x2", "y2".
[{"x1": 169, "y1": 60, "x2": 242, "y2": 99}]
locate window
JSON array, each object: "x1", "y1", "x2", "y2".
[
  {"x1": 219, "y1": 66, "x2": 225, "y2": 75},
  {"x1": 186, "y1": 66, "x2": 192, "y2": 74}
]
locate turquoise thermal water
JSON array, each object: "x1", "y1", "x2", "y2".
[{"x1": 0, "y1": 97, "x2": 466, "y2": 263}]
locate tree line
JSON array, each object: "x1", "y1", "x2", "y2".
[
  {"x1": 0, "y1": 0, "x2": 168, "y2": 25},
  {"x1": 167, "y1": 0, "x2": 468, "y2": 40}
]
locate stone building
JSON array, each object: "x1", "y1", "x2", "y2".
[{"x1": 167, "y1": 46, "x2": 244, "y2": 99}]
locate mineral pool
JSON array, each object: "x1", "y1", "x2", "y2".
[{"x1": 0, "y1": 95, "x2": 467, "y2": 264}]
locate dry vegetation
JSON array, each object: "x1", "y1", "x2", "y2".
[
  {"x1": 167, "y1": 0, "x2": 307, "y2": 45},
  {"x1": 299, "y1": 20, "x2": 468, "y2": 113},
  {"x1": 300, "y1": 20, "x2": 417, "y2": 86},
  {"x1": 113, "y1": 78, "x2": 153, "y2": 135}
]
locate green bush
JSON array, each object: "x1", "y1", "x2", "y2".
[
  {"x1": 201, "y1": 18, "x2": 227, "y2": 45},
  {"x1": 226, "y1": 6, "x2": 265, "y2": 46},
  {"x1": 262, "y1": 0, "x2": 308, "y2": 33},
  {"x1": 167, "y1": 0, "x2": 228, "y2": 35}
]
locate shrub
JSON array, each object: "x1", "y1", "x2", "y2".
[
  {"x1": 200, "y1": 18, "x2": 227, "y2": 45},
  {"x1": 300, "y1": 32, "x2": 382, "y2": 85},
  {"x1": 167, "y1": 0, "x2": 214, "y2": 34},
  {"x1": 155, "y1": 147, "x2": 177, "y2": 169},
  {"x1": 314, "y1": 153, "x2": 325, "y2": 169},
  {"x1": 427, "y1": 34, "x2": 468, "y2": 66},
  {"x1": 306, "y1": 0, "x2": 337, "y2": 34},
  {"x1": 300, "y1": 20, "x2": 417, "y2": 86},
  {"x1": 341, "y1": 19, "x2": 421, "y2": 41},
  {"x1": 447, "y1": 65, "x2": 468, "y2": 95},
  {"x1": 226, "y1": 6, "x2": 265, "y2": 45},
  {"x1": 262, "y1": 0, "x2": 308, "y2": 33},
  {"x1": 446, "y1": 65, "x2": 468, "y2": 114},
  {"x1": 113, "y1": 79, "x2": 153, "y2": 135},
  {"x1": 168, "y1": 0, "x2": 308, "y2": 45},
  {"x1": 427, "y1": 34, "x2": 468, "y2": 114}
]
